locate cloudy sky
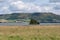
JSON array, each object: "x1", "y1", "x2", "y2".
[{"x1": 0, "y1": 0, "x2": 60, "y2": 15}]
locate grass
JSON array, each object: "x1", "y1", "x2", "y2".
[{"x1": 0, "y1": 25, "x2": 60, "y2": 40}]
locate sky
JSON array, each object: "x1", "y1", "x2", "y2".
[{"x1": 0, "y1": 0, "x2": 60, "y2": 15}]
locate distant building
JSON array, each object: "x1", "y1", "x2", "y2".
[{"x1": 15, "y1": 21, "x2": 22, "y2": 23}]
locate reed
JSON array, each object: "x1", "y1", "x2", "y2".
[{"x1": 0, "y1": 25, "x2": 60, "y2": 40}]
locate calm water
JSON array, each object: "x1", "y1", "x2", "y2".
[
  {"x1": 40, "y1": 23, "x2": 60, "y2": 26},
  {"x1": 0, "y1": 22, "x2": 60, "y2": 26},
  {"x1": 0, "y1": 22, "x2": 29, "y2": 26}
]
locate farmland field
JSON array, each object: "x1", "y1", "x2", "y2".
[{"x1": 0, "y1": 25, "x2": 60, "y2": 40}]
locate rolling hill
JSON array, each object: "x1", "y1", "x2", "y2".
[{"x1": 0, "y1": 12, "x2": 60, "y2": 23}]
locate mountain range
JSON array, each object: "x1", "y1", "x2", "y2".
[{"x1": 0, "y1": 12, "x2": 60, "y2": 23}]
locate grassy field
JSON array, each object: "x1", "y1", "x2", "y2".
[{"x1": 0, "y1": 25, "x2": 60, "y2": 40}]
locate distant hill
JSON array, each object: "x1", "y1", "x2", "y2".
[
  {"x1": 0, "y1": 12, "x2": 60, "y2": 23},
  {"x1": 31, "y1": 12, "x2": 60, "y2": 23}
]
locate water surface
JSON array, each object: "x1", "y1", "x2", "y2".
[{"x1": 0, "y1": 22, "x2": 60, "y2": 26}]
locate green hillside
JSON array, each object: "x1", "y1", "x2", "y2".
[{"x1": 0, "y1": 12, "x2": 60, "y2": 23}]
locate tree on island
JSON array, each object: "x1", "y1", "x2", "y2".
[{"x1": 30, "y1": 19, "x2": 39, "y2": 25}]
